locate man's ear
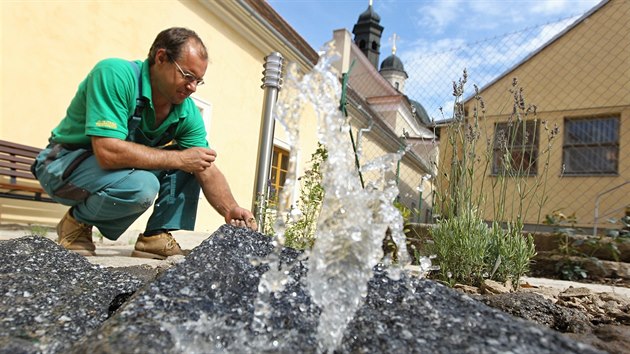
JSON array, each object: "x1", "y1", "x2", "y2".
[{"x1": 155, "y1": 48, "x2": 168, "y2": 65}]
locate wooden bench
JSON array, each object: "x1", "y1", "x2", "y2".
[{"x1": 0, "y1": 140, "x2": 54, "y2": 203}]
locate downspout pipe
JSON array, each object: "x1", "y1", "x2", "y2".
[{"x1": 252, "y1": 52, "x2": 284, "y2": 230}]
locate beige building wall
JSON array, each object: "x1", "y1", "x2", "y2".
[
  {"x1": 439, "y1": 0, "x2": 630, "y2": 229},
  {"x1": 1, "y1": 1, "x2": 320, "y2": 235}
]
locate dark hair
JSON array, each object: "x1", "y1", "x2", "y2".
[{"x1": 147, "y1": 27, "x2": 208, "y2": 65}]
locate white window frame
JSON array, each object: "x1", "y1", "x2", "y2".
[
  {"x1": 192, "y1": 96, "x2": 212, "y2": 200},
  {"x1": 192, "y1": 96, "x2": 212, "y2": 137},
  {"x1": 273, "y1": 138, "x2": 300, "y2": 207}
]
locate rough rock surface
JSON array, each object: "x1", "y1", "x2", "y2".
[
  {"x1": 565, "y1": 325, "x2": 630, "y2": 354},
  {"x1": 453, "y1": 275, "x2": 630, "y2": 353},
  {"x1": 66, "y1": 225, "x2": 601, "y2": 354},
  {"x1": 478, "y1": 292, "x2": 593, "y2": 333},
  {"x1": 533, "y1": 289, "x2": 630, "y2": 354},
  {"x1": 0, "y1": 236, "x2": 145, "y2": 354}
]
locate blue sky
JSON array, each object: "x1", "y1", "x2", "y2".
[
  {"x1": 268, "y1": 0, "x2": 602, "y2": 53},
  {"x1": 267, "y1": 0, "x2": 603, "y2": 120}
]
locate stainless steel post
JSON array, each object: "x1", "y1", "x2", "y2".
[{"x1": 252, "y1": 52, "x2": 284, "y2": 230}]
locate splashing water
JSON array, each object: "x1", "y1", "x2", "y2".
[
  {"x1": 253, "y1": 42, "x2": 417, "y2": 352},
  {"x1": 305, "y1": 51, "x2": 410, "y2": 353}
]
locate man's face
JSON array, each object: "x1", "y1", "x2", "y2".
[{"x1": 153, "y1": 42, "x2": 208, "y2": 105}]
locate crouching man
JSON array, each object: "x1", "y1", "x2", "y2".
[{"x1": 32, "y1": 27, "x2": 257, "y2": 259}]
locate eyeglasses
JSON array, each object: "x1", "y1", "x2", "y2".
[{"x1": 173, "y1": 60, "x2": 205, "y2": 86}]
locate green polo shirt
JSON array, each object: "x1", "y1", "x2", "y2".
[{"x1": 51, "y1": 58, "x2": 208, "y2": 149}]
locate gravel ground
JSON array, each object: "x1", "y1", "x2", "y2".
[
  {"x1": 0, "y1": 236, "x2": 145, "y2": 353},
  {"x1": 64, "y1": 224, "x2": 603, "y2": 354}
]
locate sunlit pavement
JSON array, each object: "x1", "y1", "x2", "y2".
[
  {"x1": 1, "y1": 224, "x2": 628, "y2": 298},
  {"x1": 0, "y1": 224, "x2": 209, "y2": 268},
  {"x1": 519, "y1": 276, "x2": 630, "y2": 297}
]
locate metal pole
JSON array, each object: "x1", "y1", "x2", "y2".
[
  {"x1": 417, "y1": 174, "x2": 431, "y2": 223},
  {"x1": 417, "y1": 190, "x2": 423, "y2": 223},
  {"x1": 592, "y1": 181, "x2": 629, "y2": 236},
  {"x1": 252, "y1": 52, "x2": 284, "y2": 230}
]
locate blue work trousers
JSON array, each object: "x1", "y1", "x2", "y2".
[{"x1": 33, "y1": 143, "x2": 200, "y2": 240}]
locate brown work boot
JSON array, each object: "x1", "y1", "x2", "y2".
[
  {"x1": 57, "y1": 209, "x2": 96, "y2": 256},
  {"x1": 131, "y1": 232, "x2": 186, "y2": 260}
]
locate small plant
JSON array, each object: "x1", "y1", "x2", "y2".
[
  {"x1": 263, "y1": 143, "x2": 327, "y2": 250},
  {"x1": 543, "y1": 210, "x2": 590, "y2": 281},
  {"x1": 428, "y1": 212, "x2": 535, "y2": 287},
  {"x1": 283, "y1": 143, "x2": 327, "y2": 249},
  {"x1": 604, "y1": 215, "x2": 630, "y2": 261},
  {"x1": 382, "y1": 201, "x2": 415, "y2": 263},
  {"x1": 611, "y1": 214, "x2": 630, "y2": 236},
  {"x1": 27, "y1": 225, "x2": 50, "y2": 238},
  {"x1": 545, "y1": 210, "x2": 630, "y2": 281}
]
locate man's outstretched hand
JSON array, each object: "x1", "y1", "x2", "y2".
[{"x1": 226, "y1": 206, "x2": 258, "y2": 231}]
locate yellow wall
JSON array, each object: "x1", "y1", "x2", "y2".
[
  {"x1": 1, "y1": 1, "x2": 319, "y2": 235},
  {"x1": 438, "y1": 0, "x2": 630, "y2": 229},
  {"x1": 477, "y1": 1, "x2": 629, "y2": 114}
]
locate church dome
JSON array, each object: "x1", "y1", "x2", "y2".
[
  {"x1": 357, "y1": 5, "x2": 381, "y2": 24},
  {"x1": 410, "y1": 99, "x2": 432, "y2": 126},
  {"x1": 380, "y1": 54, "x2": 406, "y2": 73}
]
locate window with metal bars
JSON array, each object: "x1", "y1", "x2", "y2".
[
  {"x1": 562, "y1": 116, "x2": 619, "y2": 175},
  {"x1": 492, "y1": 120, "x2": 539, "y2": 176},
  {"x1": 269, "y1": 146, "x2": 289, "y2": 203}
]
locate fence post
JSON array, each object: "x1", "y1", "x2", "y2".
[{"x1": 252, "y1": 52, "x2": 284, "y2": 230}]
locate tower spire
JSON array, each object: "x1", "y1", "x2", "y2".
[
  {"x1": 352, "y1": 1, "x2": 384, "y2": 69},
  {"x1": 391, "y1": 33, "x2": 397, "y2": 55}
]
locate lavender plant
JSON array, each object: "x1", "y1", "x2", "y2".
[{"x1": 428, "y1": 70, "x2": 553, "y2": 287}]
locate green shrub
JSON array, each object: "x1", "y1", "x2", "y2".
[
  {"x1": 428, "y1": 209, "x2": 490, "y2": 286},
  {"x1": 486, "y1": 221, "x2": 536, "y2": 285},
  {"x1": 428, "y1": 213, "x2": 535, "y2": 287}
]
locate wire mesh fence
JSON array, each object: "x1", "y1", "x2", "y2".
[{"x1": 344, "y1": 0, "x2": 629, "y2": 233}]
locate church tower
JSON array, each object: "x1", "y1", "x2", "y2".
[{"x1": 352, "y1": 0, "x2": 384, "y2": 70}]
